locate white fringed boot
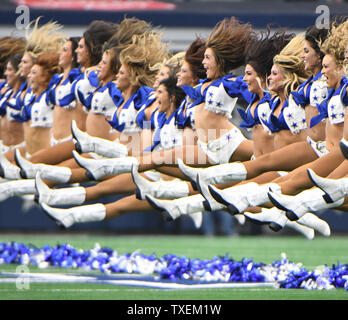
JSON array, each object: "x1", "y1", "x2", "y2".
[
  {"x1": 268, "y1": 187, "x2": 344, "y2": 221},
  {"x1": 244, "y1": 207, "x2": 330, "y2": 236},
  {"x1": 71, "y1": 120, "x2": 128, "y2": 158},
  {"x1": 207, "y1": 182, "x2": 281, "y2": 214},
  {"x1": 177, "y1": 158, "x2": 247, "y2": 190},
  {"x1": 35, "y1": 173, "x2": 86, "y2": 206},
  {"x1": 131, "y1": 165, "x2": 190, "y2": 200},
  {"x1": 73, "y1": 151, "x2": 138, "y2": 180},
  {"x1": 40, "y1": 202, "x2": 106, "y2": 229},
  {"x1": 0, "y1": 179, "x2": 36, "y2": 202},
  {"x1": 307, "y1": 168, "x2": 348, "y2": 203},
  {"x1": 0, "y1": 152, "x2": 21, "y2": 180},
  {"x1": 145, "y1": 193, "x2": 219, "y2": 221},
  {"x1": 14, "y1": 149, "x2": 72, "y2": 183}
]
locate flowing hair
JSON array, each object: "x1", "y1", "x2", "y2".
[
  {"x1": 120, "y1": 31, "x2": 169, "y2": 87},
  {"x1": 321, "y1": 17, "x2": 348, "y2": 67},
  {"x1": 25, "y1": 18, "x2": 67, "y2": 62},
  {"x1": 185, "y1": 37, "x2": 207, "y2": 80},
  {"x1": 246, "y1": 28, "x2": 294, "y2": 82},
  {"x1": 206, "y1": 17, "x2": 256, "y2": 76},
  {"x1": 0, "y1": 36, "x2": 26, "y2": 77},
  {"x1": 273, "y1": 33, "x2": 310, "y2": 96}
]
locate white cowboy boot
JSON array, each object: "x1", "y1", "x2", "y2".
[
  {"x1": 14, "y1": 149, "x2": 72, "y2": 183},
  {"x1": 188, "y1": 212, "x2": 203, "y2": 229},
  {"x1": 71, "y1": 120, "x2": 128, "y2": 158},
  {"x1": 244, "y1": 207, "x2": 329, "y2": 236},
  {"x1": 35, "y1": 173, "x2": 86, "y2": 206},
  {"x1": 145, "y1": 193, "x2": 220, "y2": 221},
  {"x1": 296, "y1": 212, "x2": 331, "y2": 237},
  {"x1": 195, "y1": 173, "x2": 237, "y2": 212},
  {"x1": 284, "y1": 222, "x2": 314, "y2": 240},
  {"x1": 268, "y1": 188, "x2": 344, "y2": 221},
  {"x1": 0, "y1": 152, "x2": 21, "y2": 180},
  {"x1": 244, "y1": 207, "x2": 288, "y2": 232},
  {"x1": 243, "y1": 208, "x2": 315, "y2": 239},
  {"x1": 131, "y1": 165, "x2": 189, "y2": 200},
  {"x1": 208, "y1": 182, "x2": 281, "y2": 215},
  {"x1": 307, "y1": 168, "x2": 348, "y2": 203},
  {"x1": 40, "y1": 202, "x2": 106, "y2": 229},
  {"x1": 234, "y1": 214, "x2": 246, "y2": 225},
  {"x1": 0, "y1": 179, "x2": 36, "y2": 202},
  {"x1": 177, "y1": 158, "x2": 247, "y2": 190},
  {"x1": 72, "y1": 150, "x2": 139, "y2": 180}
]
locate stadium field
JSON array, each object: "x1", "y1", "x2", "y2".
[{"x1": 0, "y1": 233, "x2": 348, "y2": 302}]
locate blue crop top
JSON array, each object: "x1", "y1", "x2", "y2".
[
  {"x1": 175, "y1": 83, "x2": 204, "y2": 130},
  {"x1": 48, "y1": 68, "x2": 80, "y2": 109},
  {"x1": 144, "y1": 108, "x2": 183, "y2": 152},
  {"x1": 108, "y1": 86, "x2": 155, "y2": 134},
  {"x1": 71, "y1": 68, "x2": 99, "y2": 109},
  {"x1": 13, "y1": 89, "x2": 54, "y2": 128},
  {"x1": 237, "y1": 91, "x2": 272, "y2": 132},
  {"x1": 5, "y1": 88, "x2": 25, "y2": 121},
  {"x1": 260, "y1": 94, "x2": 307, "y2": 134},
  {"x1": 310, "y1": 76, "x2": 348, "y2": 128},
  {"x1": 89, "y1": 81, "x2": 122, "y2": 118},
  {"x1": 200, "y1": 75, "x2": 252, "y2": 119}
]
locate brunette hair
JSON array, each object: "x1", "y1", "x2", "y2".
[
  {"x1": 206, "y1": 17, "x2": 256, "y2": 75},
  {"x1": 35, "y1": 52, "x2": 61, "y2": 86},
  {"x1": 185, "y1": 37, "x2": 206, "y2": 80},
  {"x1": 0, "y1": 36, "x2": 26, "y2": 77},
  {"x1": 159, "y1": 75, "x2": 186, "y2": 109},
  {"x1": 305, "y1": 25, "x2": 329, "y2": 60},
  {"x1": 69, "y1": 36, "x2": 81, "y2": 68},
  {"x1": 246, "y1": 28, "x2": 294, "y2": 81},
  {"x1": 83, "y1": 20, "x2": 119, "y2": 66}
]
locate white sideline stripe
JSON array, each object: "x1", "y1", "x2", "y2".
[{"x1": 0, "y1": 272, "x2": 275, "y2": 289}]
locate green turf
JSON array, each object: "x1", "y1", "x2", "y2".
[{"x1": 0, "y1": 233, "x2": 348, "y2": 300}]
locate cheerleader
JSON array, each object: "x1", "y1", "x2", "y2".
[
  {"x1": 37, "y1": 75, "x2": 191, "y2": 229},
  {"x1": 212, "y1": 19, "x2": 348, "y2": 235},
  {"x1": 0, "y1": 53, "x2": 26, "y2": 152},
  {"x1": 9, "y1": 29, "x2": 168, "y2": 193},
  {"x1": 140, "y1": 32, "x2": 323, "y2": 238},
  {"x1": 49, "y1": 37, "x2": 81, "y2": 146},
  {"x1": 14, "y1": 18, "x2": 150, "y2": 168},
  {"x1": 0, "y1": 19, "x2": 66, "y2": 164},
  {"x1": 65, "y1": 17, "x2": 257, "y2": 183},
  {"x1": 178, "y1": 26, "x2": 331, "y2": 206},
  {"x1": 33, "y1": 41, "x2": 205, "y2": 228},
  {"x1": 12, "y1": 20, "x2": 120, "y2": 168}
]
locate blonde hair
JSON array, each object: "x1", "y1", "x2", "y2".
[
  {"x1": 273, "y1": 33, "x2": 310, "y2": 96},
  {"x1": 155, "y1": 51, "x2": 185, "y2": 78},
  {"x1": 25, "y1": 18, "x2": 67, "y2": 61},
  {"x1": 321, "y1": 18, "x2": 348, "y2": 67},
  {"x1": 104, "y1": 17, "x2": 152, "y2": 51},
  {"x1": 120, "y1": 31, "x2": 169, "y2": 87}
]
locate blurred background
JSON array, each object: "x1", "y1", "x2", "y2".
[{"x1": 0, "y1": 0, "x2": 347, "y2": 236}]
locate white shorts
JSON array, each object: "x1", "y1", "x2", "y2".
[
  {"x1": 50, "y1": 135, "x2": 73, "y2": 147},
  {"x1": 307, "y1": 136, "x2": 328, "y2": 158},
  {"x1": 198, "y1": 127, "x2": 246, "y2": 164},
  {"x1": 144, "y1": 170, "x2": 162, "y2": 182},
  {"x1": 1, "y1": 140, "x2": 26, "y2": 153}
]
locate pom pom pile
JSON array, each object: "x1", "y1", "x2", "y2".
[{"x1": 1, "y1": 241, "x2": 348, "y2": 290}]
